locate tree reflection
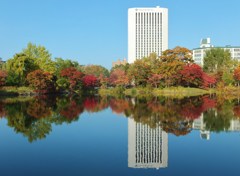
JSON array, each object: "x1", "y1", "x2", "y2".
[
  {"x1": 1, "y1": 95, "x2": 240, "y2": 142},
  {"x1": 203, "y1": 100, "x2": 234, "y2": 132},
  {"x1": 5, "y1": 101, "x2": 52, "y2": 142},
  {"x1": 83, "y1": 96, "x2": 109, "y2": 113}
]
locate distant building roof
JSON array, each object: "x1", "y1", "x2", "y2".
[
  {"x1": 112, "y1": 58, "x2": 127, "y2": 68},
  {"x1": 193, "y1": 45, "x2": 240, "y2": 50}
]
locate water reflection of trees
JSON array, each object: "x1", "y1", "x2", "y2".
[{"x1": 1, "y1": 95, "x2": 240, "y2": 141}]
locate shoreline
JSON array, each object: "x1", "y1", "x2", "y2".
[{"x1": 1, "y1": 86, "x2": 240, "y2": 99}]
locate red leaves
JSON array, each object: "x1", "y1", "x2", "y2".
[
  {"x1": 202, "y1": 73, "x2": 216, "y2": 88},
  {"x1": 82, "y1": 75, "x2": 98, "y2": 88},
  {"x1": 0, "y1": 70, "x2": 7, "y2": 86},
  {"x1": 27, "y1": 69, "x2": 54, "y2": 93},
  {"x1": 180, "y1": 64, "x2": 203, "y2": 87},
  {"x1": 147, "y1": 74, "x2": 163, "y2": 88},
  {"x1": 60, "y1": 67, "x2": 83, "y2": 91},
  {"x1": 109, "y1": 69, "x2": 129, "y2": 87},
  {"x1": 179, "y1": 64, "x2": 216, "y2": 88},
  {"x1": 234, "y1": 66, "x2": 240, "y2": 83}
]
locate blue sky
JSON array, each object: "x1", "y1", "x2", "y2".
[{"x1": 0, "y1": 0, "x2": 240, "y2": 69}]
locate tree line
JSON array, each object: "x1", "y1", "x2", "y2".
[{"x1": 1, "y1": 43, "x2": 240, "y2": 94}]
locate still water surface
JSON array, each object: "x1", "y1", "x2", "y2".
[{"x1": 0, "y1": 95, "x2": 240, "y2": 176}]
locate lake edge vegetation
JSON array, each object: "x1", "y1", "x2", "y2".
[{"x1": 1, "y1": 43, "x2": 240, "y2": 98}]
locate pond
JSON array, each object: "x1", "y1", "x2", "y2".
[{"x1": 0, "y1": 95, "x2": 240, "y2": 176}]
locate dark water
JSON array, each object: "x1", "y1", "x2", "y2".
[{"x1": 0, "y1": 95, "x2": 240, "y2": 176}]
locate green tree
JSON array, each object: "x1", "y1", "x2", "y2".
[
  {"x1": 54, "y1": 57, "x2": 79, "y2": 76},
  {"x1": 203, "y1": 48, "x2": 232, "y2": 73},
  {"x1": 222, "y1": 71, "x2": 234, "y2": 85},
  {"x1": 83, "y1": 65, "x2": 109, "y2": 78},
  {"x1": 6, "y1": 53, "x2": 38, "y2": 86},
  {"x1": 127, "y1": 58, "x2": 152, "y2": 86},
  {"x1": 23, "y1": 43, "x2": 56, "y2": 73}
]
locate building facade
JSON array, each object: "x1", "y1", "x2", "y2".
[
  {"x1": 128, "y1": 6, "x2": 168, "y2": 63},
  {"x1": 128, "y1": 118, "x2": 168, "y2": 169},
  {"x1": 193, "y1": 38, "x2": 240, "y2": 66}
]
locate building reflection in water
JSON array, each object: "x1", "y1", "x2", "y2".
[
  {"x1": 192, "y1": 114, "x2": 240, "y2": 140},
  {"x1": 128, "y1": 118, "x2": 168, "y2": 169}
]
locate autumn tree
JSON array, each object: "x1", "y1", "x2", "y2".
[
  {"x1": 147, "y1": 74, "x2": 163, "y2": 88},
  {"x1": 160, "y1": 46, "x2": 193, "y2": 63},
  {"x1": 155, "y1": 47, "x2": 193, "y2": 87},
  {"x1": 202, "y1": 73, "x2": 216, "y2": 88},
  {"x1": 111, "y1": 63, "x2": 130, "y2": 73},
  {"x1": 58, "y1": 67, "x2": 84, "y2": 92},
  {"x1": 0, "y1": 70, "x2": 7, "y2": 86},
  {"x1": 127, "y1": 58, "x2": 152, "y2": 86},
  {"x1": 234, "y1": 66, "x2": 240, "y2": 87},
  {"x1": 82, "y1": 65, "x2": 109, "y2": 78},
  {"x1": 54, "y1": 57, "x2": 79, "y2": 77},
  {"x1": 109, "y1": 69, "x2": 129, "y2": 87},
  {"x1": 27, "y1": 70, "x2": 55, "y2": 93},
  {"x1": 99, "y1": 74, "x2": 109, "y2": 88},
  {"x1": 82, "y1": 75, "x2": 99, "y2": 88},
  {"x1": 180, "y1": 64, "x2": 203, "y2": 87}
]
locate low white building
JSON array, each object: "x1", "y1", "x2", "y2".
[{"x1": 192, "y1": 38, "x2": 240, "y2": 66}]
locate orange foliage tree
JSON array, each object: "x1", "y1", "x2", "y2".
[
  {"x1": 109, "y1": 69, "x2": 129, "y2": 87},
  {"x1": 234, "y1": 66, "x2": 240, "y2": 87},
  {"x1": 60, "y1": 67, "x2": 84, "y2": 92},
  {"x1": 27, "y1": 69, "x2": 55, "y2": 93},
  {"x1": 0, "y1": 70, "x2": 7, "y2": 86}
]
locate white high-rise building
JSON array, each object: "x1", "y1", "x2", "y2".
[
  {"x1": 128, "y1": 6, "x2": 168, "y2": 63},
  {"x1": 128, "y1": 118, "x2": 168, "y2": 169}
]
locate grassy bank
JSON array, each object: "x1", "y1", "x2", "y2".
[
  {"x1": 99, "y1": 87, "x2": 214, "y2": 98},
  {"x1": 0, "y1": 86, "x2": 34, "y2": 96}
]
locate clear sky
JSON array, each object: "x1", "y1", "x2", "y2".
[{"x1": 0, "y1": 0, "x2": 240, "y2": 69}]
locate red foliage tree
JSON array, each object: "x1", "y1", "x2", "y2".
[
  {"x1": 147, "y1": 74, "x2": 163, "y2": 88},
  {"x1": 202, "y1": 73, "x2": 217, "y2": 88},
  {"x1": 180, "y1": 64, "x2": 203, "y2": 87},
  {"x1": 99, "y1": 73, "x2": 109, "y2": 88},
  {"x1": 233, "y1": 106, "x2": 240, "y2": 118},
  {"x1": 234, "y1": 66, "x2": 240, "y2": 87},
  {"x1": 109, "y1": 69, "x2": 129, "y2": 87},
  {"x1": 82, "y1": 75, "x2": 98, "y2": 88},
  {"x1": 0, "y1": 70, "x2": 7, "y2": 86},
  {"x1": 27, "y1": 69, "x2": 54, "y2": 93},
  {"x1": 60, "y1": 67, "x2": 84, "y2": 91}
]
